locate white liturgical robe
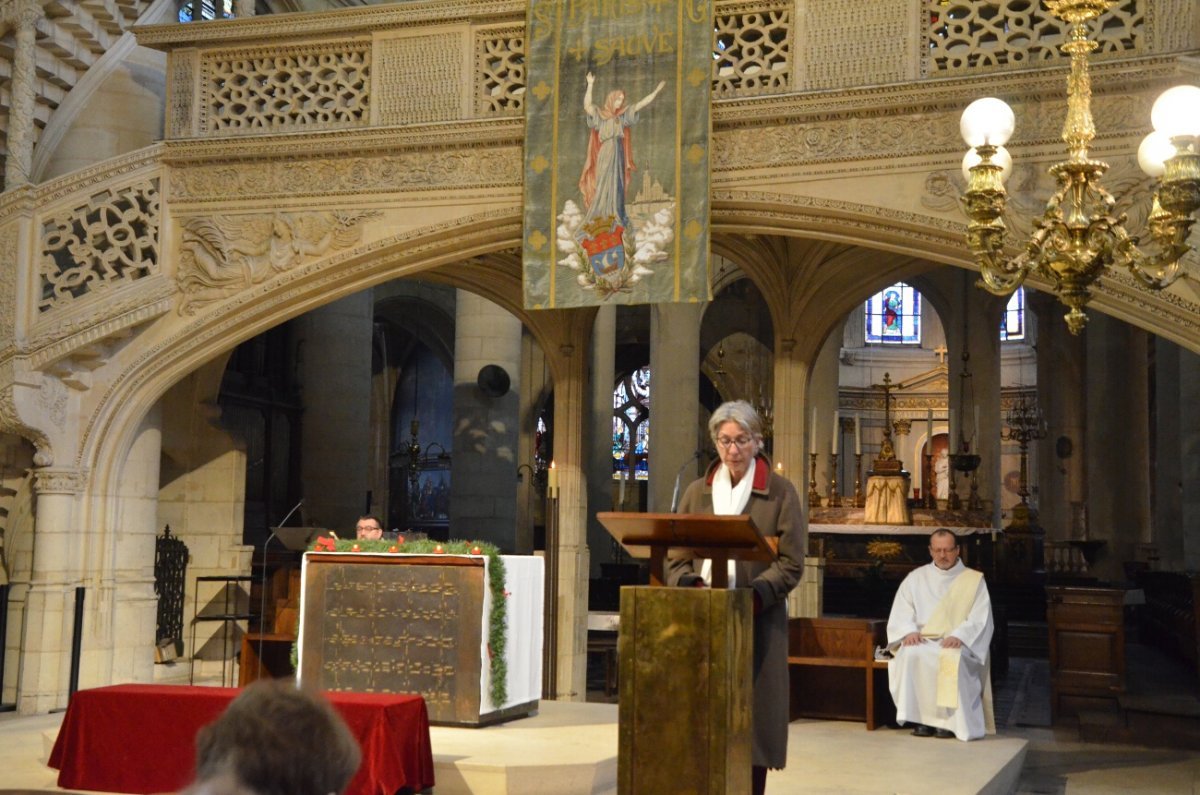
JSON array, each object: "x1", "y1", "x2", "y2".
[{"x1": 886, "y1": 560, "x2": 994, "y2": 740}]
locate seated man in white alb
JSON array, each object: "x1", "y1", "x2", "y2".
[{"x1": 886, "y1": 528, "x2": 994, "y2": 740}]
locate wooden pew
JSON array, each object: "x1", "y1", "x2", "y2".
[
  {"x1": 787, "y1": 617, "x2": 894, "y2": 729},
  {"x1": 1136, "y1": 571, "x2": 1200, "y2": 681}
]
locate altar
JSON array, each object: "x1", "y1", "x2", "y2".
[
  {"x1": 807, "y1": 506, "x2": 1000, "y2": 615},
  {"x1": 298, "y1": 552, "x2": 543, "y2": 726}
]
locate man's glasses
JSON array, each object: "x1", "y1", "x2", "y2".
[{"x1": 715, "y1": 436, "x2": 753, "y2": 449}]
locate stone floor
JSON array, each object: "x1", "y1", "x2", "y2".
[{"x1": 1, "y1": 645, "x2": 1197, "y2": 794}]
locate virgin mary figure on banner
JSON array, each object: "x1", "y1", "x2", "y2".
[
  {"x1": 579, "y1": 72, "x2": 664, "y2": 229},
  {"x1": 556, "y1": 72, "x2": 673, "y2": 299}
]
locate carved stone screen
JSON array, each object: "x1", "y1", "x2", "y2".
[{"x1": 298, "y1": 553, "x2": 486, "y2": 725}]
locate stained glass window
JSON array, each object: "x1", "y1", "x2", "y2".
[
  {"x1": 1000, "y1": 288, "x2": 1025, "y2": 341},
  {"x1": 613, "y1": 366, "x2": 650, "y2": 480},
  {"x1": 179, "y1": 0, "x2": 233, "y2": 22},
  {"x1": 865, "y1": 282, "x2": 921, "y2": 344}
]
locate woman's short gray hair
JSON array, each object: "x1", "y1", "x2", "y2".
[{"x1": 708, "y1": 400, "x2": 763, "y2": 442}]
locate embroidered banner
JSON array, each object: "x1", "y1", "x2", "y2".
[{"x1": 523, "y1": 1, "x2": 712, "y2": 309}]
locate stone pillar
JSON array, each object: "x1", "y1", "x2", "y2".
[
  {"x1": 17, "y1": 467, "x2": 85, "y2": 714},
  {"x1": 1033, "y1": 295, "x2": 1086, "y2": 543},
  {"x1": 296, "y1": 292, "x2": 373, "y2": 530},
  {"x1": 4, "y1": 0, "x2": 43, "y2": 188},
  {"x1": 771, "y1": 334, "x2": 812, "y2": 548},
  {"x1": 1180, "y1": 347, "x2": 1200, "y2": 571},
  {"x1": 808, "y1": 330, "x2": 840, "y2": 496},
  {"x1": 87, "y1": 405, "x2": 162, "y2": 689},
  {"x1": 648, "y1": 303, "x2": 703, "y2": 512},
  {"x1": 541, "y1": 315, "x2": 593, "y2": 702},
  {"x1": 515, "y1": 330, "x2": 548, "y2": 555},
  {"x1": 1153, "y1": 338, "x2": 1184, "y2": 568},
  {"x1": 947, "y1": 275, "x2": 1004, "y2": 522},
  {"x1": 587, "y1": 305, "x2": 616, "y2": 575},
  {"x1": 450, "y1": 291, "x2": 522, "y2": 551},
  {"x1": 1085, "y1": 314, "x2": 1152, "y2": 580}
]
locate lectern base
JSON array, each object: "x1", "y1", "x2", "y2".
[{"x1": 618, "y1": 585, "x2": 752, "y2": 795}]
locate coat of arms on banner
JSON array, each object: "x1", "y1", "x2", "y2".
[{"x1": 522, "y1": 1, "x2": 711, "y2": 309}]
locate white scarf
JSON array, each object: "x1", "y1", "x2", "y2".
[{"x1": 700, "y1": 458, "x2": 755, "y2": 587}]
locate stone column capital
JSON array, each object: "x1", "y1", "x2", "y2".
[
  {"x1": 32, "y1": 466, "x2": 87, "y2": 495},
  {"x1": 3, "y1": 0, "x2": 45, "y2": 30}
]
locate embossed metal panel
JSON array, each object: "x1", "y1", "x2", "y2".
[{"x1": 299, "y1": 554, "x2": 485, "y2": 725}]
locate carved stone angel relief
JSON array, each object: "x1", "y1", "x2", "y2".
[{"x1": 177, "y1": 210, "x2": 381, "y2": 313}]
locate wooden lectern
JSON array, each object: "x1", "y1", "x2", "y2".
[{"x1": 597, "y1": 512, "x2": 777, "y2": 795}]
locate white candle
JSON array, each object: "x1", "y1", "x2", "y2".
[
  {"x1": 548, "y1": 461, "x2": 559, "y2": 500},
  {"x1": 810, "y1": 407, "x2": 817, "y2": 455},
  {"x1": 926, "y1": 408, "x2": 933, "y2": 445},
  {"x1": 831, "y1": 410, "x2": 839, "y2": 455},
  {"x1": 854, "y1": 413, "x2": 861, "y2": 455}
]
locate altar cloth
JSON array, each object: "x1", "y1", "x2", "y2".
[
  {"x1": 810, "y1": 524, "x2": 999, "y2": 536},
  {"x1": 48, "y1": 684, "x2": 435, "y2": 795}
]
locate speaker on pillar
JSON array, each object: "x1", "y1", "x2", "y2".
[{"x1": 477, "y1": 365, "x2": 511, "y2": 397}]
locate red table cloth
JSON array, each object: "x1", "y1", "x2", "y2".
[{"x1": 48, "y1": 684, "x2": 435, "y2": 794}]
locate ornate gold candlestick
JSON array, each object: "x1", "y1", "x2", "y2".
[
  {"x1": 827, "y1": 452, "x2": 841, "y2": 507},
  {"x1": 853, "y1": 453, "x2": 864, "y2": 507},
  {"x1": 808, "y1": 452, "x2": 821, "y2": 507},
  {"x1": 968, "y1": 469, "x2": 983, "y2": 511},
  {"x1": 947, "y1": 462, "x2": 962, "y2": 510},
  {"x1": 1001, "y1": 393, "x2": 1047, "y2": 525}
]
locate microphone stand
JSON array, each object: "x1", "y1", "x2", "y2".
[
  {"x1": 258, "y1": 499, "x2": 303, "y2": 682},
  {"x1": 670, "y1": 451, "x2": 704, "y2": 513}
]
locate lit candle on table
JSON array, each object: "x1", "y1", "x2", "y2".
[
  {"x1": 831, "y1": 410, "x2": 839, "y2": 455},
  {"x1": 854, "y1": 413, "x2": 861, "y2": 455},
  {"x1": 548, "y1": 461, "x2": 558, "y2": 500}
]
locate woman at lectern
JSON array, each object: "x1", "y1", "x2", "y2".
[{"x1": 668, "y1": 399, "x2": 805, "y2": 795}]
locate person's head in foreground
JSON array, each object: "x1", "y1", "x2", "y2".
[
  {"x1": 188, "y1": 680, "x2": 360, "y2": 795},
  {"x1": 929, "y1": 528, "x2": 961, "y2": 570}
]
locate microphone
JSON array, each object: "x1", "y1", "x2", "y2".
[
  {"x1": 670, "y1": 451, "x2": 705, "y2": 513},
  {"x1": 258, "y1": 498, "x2": 304, "y2": 681},
  {"x1": 275, "y1": 498, "x2": 304, "y2": 529}
]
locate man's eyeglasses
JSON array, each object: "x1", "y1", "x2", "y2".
[{"x1": 716, "y1": 436, "x2": 753, "y2": 449}]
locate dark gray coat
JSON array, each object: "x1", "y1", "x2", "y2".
[{"x1": 667, "y1": 456, "x2": 806, "y2": 769}]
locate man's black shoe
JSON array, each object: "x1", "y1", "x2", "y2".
[
  {"x1": 911, "y1": 724, "x2": 935, "y2": 737},
  {"x1": 935, "y1": 728, "x2": 955, "y2": 739}
]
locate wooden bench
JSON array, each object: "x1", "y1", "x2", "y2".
[
  {"x1": 1136, "y1": 571, "x2": 1200, "y2": 681},
  {"x1": 787, "y1": 617, "x2": 893, "y2": 729}
]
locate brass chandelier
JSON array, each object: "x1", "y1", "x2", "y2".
[{"x1": 959, "y1": 0, "x2": 1200, "y2": 335}]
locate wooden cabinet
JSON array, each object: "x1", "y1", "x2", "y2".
[{"x1": 1046, "y1": 585, "x2": 1126, "y2": 720}]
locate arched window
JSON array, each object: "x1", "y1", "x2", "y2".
[
  {"x1": 865, "y1": 282, "x2": 921, "y2": 344},
  {"x1": 179, "y1": 0, "x2": 233, "y2": 22},
  {"x1": 1000, "y1": 287, "x2": 1025, "y2": 341},
  {"x1": 612, "y1": 366, "x2": 650, "y2": 480}
]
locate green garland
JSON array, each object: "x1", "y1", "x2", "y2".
[{"x1": 297, "y1": 538, "x2": 509, "y2": 707}]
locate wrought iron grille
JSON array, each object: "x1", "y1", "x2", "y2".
[{"x1": 154, "y1": 525, "x2": 189, "y2": 647}]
